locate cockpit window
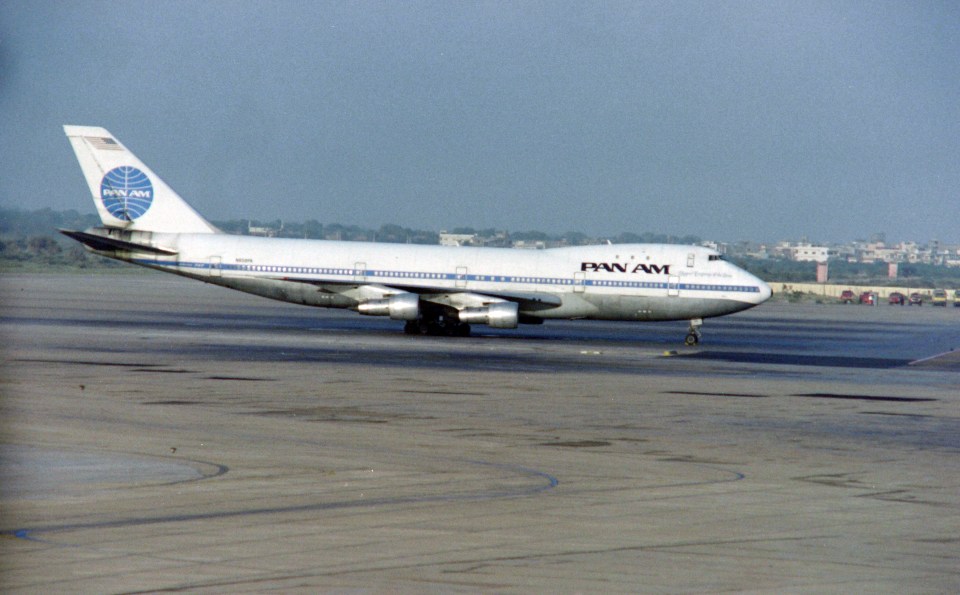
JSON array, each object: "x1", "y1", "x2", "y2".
[{"x1": 708, "y1": 254, "x2": 726, "y2": 261}]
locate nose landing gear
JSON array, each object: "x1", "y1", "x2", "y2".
[{"x1": 684, "y1": 318, "x2": 702, "y2": 346}]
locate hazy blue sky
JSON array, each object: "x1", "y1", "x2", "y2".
[{"x1": 2, "y1": 1, "x2": 958, "y2": 243}]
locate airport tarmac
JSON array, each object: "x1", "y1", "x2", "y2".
[{"x1": 1, "y1": 273, "x2": 959, "y2": 593}]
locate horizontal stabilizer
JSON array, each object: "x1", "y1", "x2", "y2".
[{"x1": 59, "y1": 229, "x2": 178, "y2": 255}]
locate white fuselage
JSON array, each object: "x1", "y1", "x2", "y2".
[{"x1": 111, "y1": 231, "x2": 771, "y2": 323}]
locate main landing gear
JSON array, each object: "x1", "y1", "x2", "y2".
[
  {"x1": 684, "y1": 318, "x2": 703, "y2": 346},
  {"x1": 403, "y1": 316, "x2": 472, "y2": 337}
]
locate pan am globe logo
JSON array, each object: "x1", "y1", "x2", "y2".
[{"x1": 100, "y1": 166, "x2": 153, "y2": 221}]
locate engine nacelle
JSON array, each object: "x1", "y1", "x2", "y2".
[
  {"x1": 457, "y1": 302, "x2": 519, "y2": 329},
  {"x1": 356, "y1": 293, "x2": 420, "y2": 321}
]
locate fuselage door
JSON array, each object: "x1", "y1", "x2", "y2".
[
  {"x1": 456, "y1": 266, "x2": 468, "y2": 289},
  {"x1": 574, "y1": 271, "x2": 585, "y2": 293},
  {"x1": 668, "y1": 275, "x2": 680, "y2": 297},
  {"x1": 210, "y1": 255, "x2": 222, "y2": 278},
  {"x1": 354, "y1": 262, "x2": 366, "y2": 282}
]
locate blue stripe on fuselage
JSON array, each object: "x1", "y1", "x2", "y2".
[{"x1": 131, "y1": 259, "x2": 763, "y2": 294}]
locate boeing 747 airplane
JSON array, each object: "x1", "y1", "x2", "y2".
[{"x1": 61, "y1": 125, "x2": 772, "y2": 345}]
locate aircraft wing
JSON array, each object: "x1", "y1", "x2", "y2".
[
  {"x1": 279, "y1": 276, "x2": 562, "y2": 311},
  {"x1": 415, "y1": 287, "x2": 561, "y2": 312}
]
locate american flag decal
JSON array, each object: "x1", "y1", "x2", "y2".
[{"x1": 85, "y1": 136, "x2": 123, "y2": 151}]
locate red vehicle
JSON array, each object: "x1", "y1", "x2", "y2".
[
  {"x1": 888, "y1": 292, "x2": 906, "y2": 305},
  {"x1": 908, "y1": 292, "x2": 923, "y2": 306},
  {"x1": 859, "y1": 291, "x2": 877, "y2": 305},
  {"x1": 839, "y1": 290, "x2": 855, "y2": 304}
]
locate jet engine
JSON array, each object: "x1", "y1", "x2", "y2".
[
  {"x1": 457, "y1": 302, "x2": 519, "y2": 329},
  {"x1": 356, "y1": 293, "x2": 420, "y2": 321}
]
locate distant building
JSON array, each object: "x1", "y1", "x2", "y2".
[
  {"x1": 816, "y1": 261, "x2": 829, "y2": 283},
  {"x1": 700, "y1": 240, "x2": 728, "y2": 254},
  {"x1": 790, "y1": 244, "x2": 833, "y2": 262},
  {"x1": 512, "y1": 240, "x2": 546, "y2": 250},
  {"x1": 248, "y1": 221, "x2": 282, "y2": 237},
  {"x1": 943, "y1": 245, "x2": 960, "y2": 267},
  {"x1": 440, "y1": 230, "x2": 514, "y2": 248},
  {"x1": 439, "y1": 232, "x2": 477, "y2": 247}
]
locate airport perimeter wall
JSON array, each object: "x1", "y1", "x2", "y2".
[{"x1": 770, "y1": 282, "x2": 938, "y2": 298}]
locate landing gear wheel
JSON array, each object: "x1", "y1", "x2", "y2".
[
  {"x1": 436, "y1": 320, "x2": 471, "y2": 337},
  {"x1": 684, "y1": 318, "x2": 703, "y2": 346},
  {"x1": 403, "y1": 315, "x2": 472, "y2": 337}
]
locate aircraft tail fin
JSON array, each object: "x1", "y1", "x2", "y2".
[{"x1": 63, "y1": 125, "x2": 217, "y2": 233}]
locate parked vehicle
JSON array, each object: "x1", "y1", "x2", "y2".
[
  {"x1": 932, "y1": 289, "x2": 947, "y2": 307},
  {"x1": 908, "y1": 292, "x2": 923, "y2": 306},
  {"x1": 839, "y1": 290, "x2": 855, "y2": 304},
  {"x1": 888, "y1": 292, "x2": 906, "y2": 305},
  {"x1": 859, "y1": 291, "x2": 877, "y2": 306}
]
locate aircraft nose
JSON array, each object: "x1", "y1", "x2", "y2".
[{"x1": 757, "y1": 280, "x2": 773, "y2": 303}]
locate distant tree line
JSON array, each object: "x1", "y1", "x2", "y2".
[
  {"x1": 0, "y1": 207, "x2": 102, "y2": 237},
  {"x1": 0, "y1": 208, "x2": 120, "y2": 269},
  {"x1": 0, "y1": 207, "x2": 703, "y2": 253},
  {"x1": 730, "y1": 256, "x2": 960, "y2": 287},
  {"x1": 213, "y1": 219, "x2": 441, "y2": 244},
  {"x1": 439, "y1": 227, "x2": 703, "y2": 246},
  {"x1": 209, "y1": 220, "x2": 703, "y2": 246},
  {"x1": 3, "y1": 207, "x2": 959, "y2": 285}
]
